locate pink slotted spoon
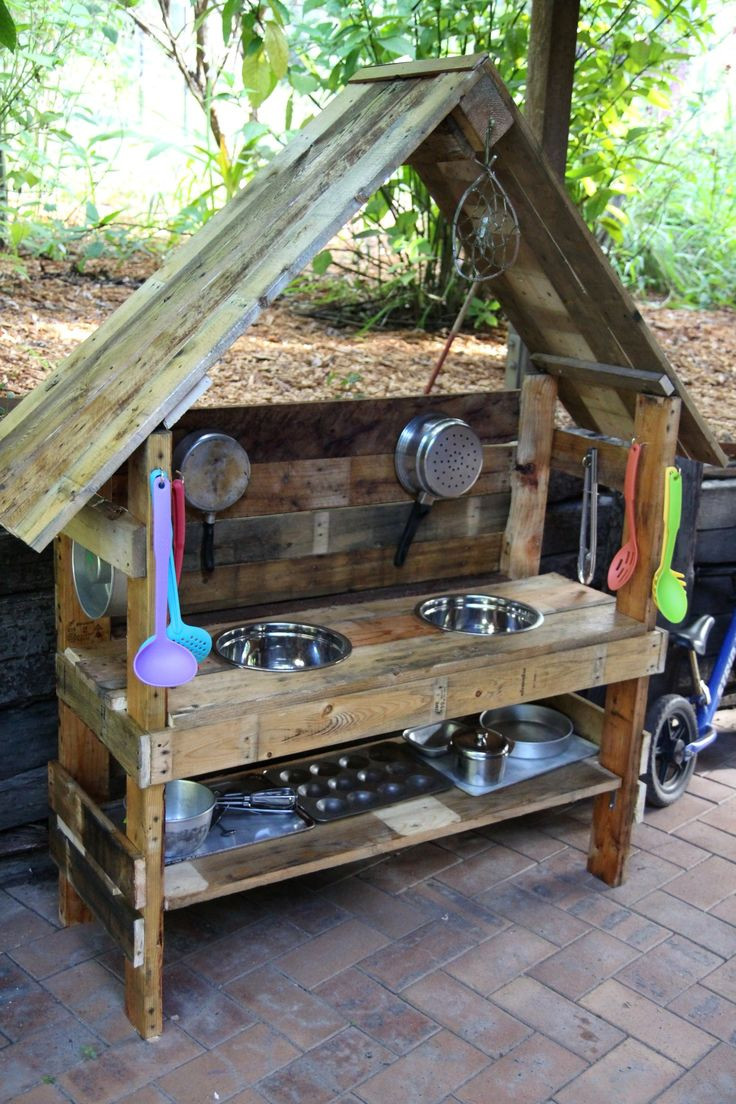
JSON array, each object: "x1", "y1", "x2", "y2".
[{"x1": 608, "y1": 442, "x2": 641, "y2": 591}]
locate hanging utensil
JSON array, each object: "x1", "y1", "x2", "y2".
[
  {"x1": 172, "y1": 476, "x2": 186, "y2": 584},
  {"x1": 577, "y1": 447, "x2": 598, "y2": 585},
  {"x1": 608, "y1": 442, "x2": 642, "y2": 591},
  {"x1": 173, "y1": 430, "x2": 251, "y2": 574},
  {"x1": 652, "y1": 466, "x2": 688, "y2": 623},
  {"x1": 133, "y1": 472, "x2": 198, "y2": 688},
  {"x1": 393, "y1": 413, "x2": 484, "y2": 567},
  {"x1": 452, "y1": 118, "x2": 521, "y2": 284}
]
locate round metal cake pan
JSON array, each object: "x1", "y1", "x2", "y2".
[
  {"x1": 215, "y1": 622, "x2": 351, "y2": 672},
  {"x1": 415, "y1": 593, "x2": 543, "y2": 635},
  {"x1": 479, "y1": 704, "x2": 574, "y2": 759}
]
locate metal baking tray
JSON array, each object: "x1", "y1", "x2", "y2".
[{"x1": 264, "y1": 741, "x2": 451, "y2": 822}]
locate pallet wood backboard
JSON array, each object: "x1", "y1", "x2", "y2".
[{"x1": 0, "y1": 55, "x2": 723, "y2": 554}]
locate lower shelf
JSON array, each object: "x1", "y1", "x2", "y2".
[{"x1": 163, "y1": 756, "x2": 619, "y2": 909}]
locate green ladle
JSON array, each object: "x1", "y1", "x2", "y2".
[{"x1": 652, "y1": 466, "x2": 688, "y2": 624}]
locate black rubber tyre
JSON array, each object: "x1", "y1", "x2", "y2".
[{"x1": 644, "y1": 694, "x2": 698, "y2": 807}]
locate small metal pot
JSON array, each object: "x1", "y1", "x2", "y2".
[
  {"x1": 164, "y1": 779, "x2": 216, "y2": 862},
  {"x1": 452, "y1": 726, "x2": 510, "y2": 786}
]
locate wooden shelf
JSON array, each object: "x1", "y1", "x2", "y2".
[
  {"x1": 164, "y1": 756, "x2": 619, "y2": 909},
  {"x1": 58, "y1": 573, "x2": 667, "y2": 787}
]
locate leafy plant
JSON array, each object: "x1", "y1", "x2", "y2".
[
  {"x1": 609, "y1": 92, "x2": 736, "y2": 306},
  {"x1": 0, "y1": 0, "x2": 16, "y2": 51},
  {"x1": 0, "y1": 1, "x2": 126, "y2": 252}
]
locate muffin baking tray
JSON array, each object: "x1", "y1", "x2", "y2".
[{"x1": 263, "y1": 740, "x2": 451, "y2": 822}]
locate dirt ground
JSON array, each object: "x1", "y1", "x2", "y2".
[{"x1": 1, "y1": 253, "x2": 735, "y2": 441}]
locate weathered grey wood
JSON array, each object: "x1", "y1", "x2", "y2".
[
  {"x1": 0, "y1": 69, "x2": 487, "y2": 553},
  {"x1": 0, "y1": 592, "x2": 55, "y2": 708},
  {"x1": 0, "y1": 700, "x2": 57, "y2": 779},
  {"x1": 49, "y1": 761, "x2": 146, "y2": 909},
  {"x1": 526, "y1": 0, "x2": 580, "y2": 177},
  {"x1": 0, "y1": 766, "x2": 49, "y2": 831},
  {"x1": 350, "y1": 54, "x2": 490, "y2": 81},
  {"x1": 533, "y1": 354, "x2": 676, "y2": 397},
  {"x1": 63, "y1": 498, "x2": 146, "y2": 579},
  {"x1": 181, "y1": 493, "x2": 510, "y2": 571},
  {"x1": 176, "y1": 393, "x2": 518, "y2": 462},
  {"x1": 49, "y1": 822, "x2": 144, "y2": 966},
  {"x1": 0, "y1": 528, "x2": 54, "y2": 596}
]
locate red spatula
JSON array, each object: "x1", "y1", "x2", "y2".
[{"x1": 608, "y1": 442, "x2": 641, "y2": 591}]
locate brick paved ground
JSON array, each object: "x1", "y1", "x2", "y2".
[{"x1": 2, "y1": 724, "x2": 735, "y2": 1104}]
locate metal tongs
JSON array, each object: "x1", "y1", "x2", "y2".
[
  {"x1": 214, "y1": 787, "x2": 297, "y2": 814},
  {"x1": 577, "y1": 447, "x2": 599, "y2": 585}
]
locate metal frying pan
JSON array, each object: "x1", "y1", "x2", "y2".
[
  {"x1": 393, "y1": 413, "x2": 484, "y2": 567},
  {"x1": 173, "y1": 430, "x2": 251, "y2": 574}
]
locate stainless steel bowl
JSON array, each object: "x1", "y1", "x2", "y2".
[
  {"x1": 479, "y1": 704, "x2": 573, "y2": 759},
  {"x1": 164, "y1": 779, "x2": 216, "y2": 862},
  {"x1": 415, "y1": 594, "x2": 543, "y2": 635},
  {"x1": 215, "y1": 622, "x2": 352, "y2": 672}
]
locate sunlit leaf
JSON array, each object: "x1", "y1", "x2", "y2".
[{"x1": 264, "y1": 21, "x2": 288, "y2": 79}]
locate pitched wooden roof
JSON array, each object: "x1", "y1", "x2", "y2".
[{"x1": 0, "y1": 54, "x2": 725, "y2": 551}]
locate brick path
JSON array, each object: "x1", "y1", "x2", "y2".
[{"x1": 2, "y1": 727, "x2": 735, "y2": 1104}]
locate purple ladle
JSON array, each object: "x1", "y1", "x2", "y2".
[{"x1": 133, "y1": 472, "x2": 198, "y2": 688}]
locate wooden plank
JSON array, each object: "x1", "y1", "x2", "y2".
[
  {"x1": 150, "y1": 628, "x2": 666, "y2": 783},
  {"x1": 63, "y1": 498, "x2": 147, "y2": 579},
  {"x1": 164, "y1": 757, "x2": 619, "y2": 908},
  {"x1": 176, "y1": 393, "x2": 518, "y2": 463},
  {"x1": 350, "y1": 54, "x2": 490, "y2": 82},
  {"x1": 526, "y1": 0, "x2": 580, "y2": 177},
  {"x1": 49, "y1": 821, "x2": 144, "y2": 966},
  {"x1": 177, "y1": 534, "x2": 505, "y2": 613},
  {"x1": 55, "y1": 532, "x2": 112, "y2": 926},
  {"x1": 181, "y1": 493, "x2": 511, "y2": 572},
  {"x1": 124, "y1": 432, "x2": 169, "y2": 1040},
  {"x1": 56, "y1": 652, "x2": 150, "y2": 785},
  {"x1": 49, "y1": 761, "x2": 146, "y2": 909},
  {"x1": 533, "y1": 354, "x2": 675, "y2": 397},
  {"x1": 552, "y1": 429, "x2": 628, "y2": 493},
  {"x1": 589, "y1": 395, "x2": 681, "y2": 887},
  {"x1": 126, "y1": 432, "x2": 170, "y2": 732},
  {"x1": 501, "y1": 374, "x2": 556, "y2": 578},
  {"x1": 0, "y1": 69, "x2": 489, "y2": 552},
  {"x1": 208, "y1": 445, "x2": 514, "y2": 519}
]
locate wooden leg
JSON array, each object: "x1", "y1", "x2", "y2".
[
  {"x1": 588, "y1": 394, "x2": 680, "y2": 885},
  {"x1": 124, "y1": 779, "x2": 164, "y2": 1039},
  {"x1": 55, "y1": 536, "x2": 112, "y2": 925},
  {"x1": 123, "y1": 431, "x2": 171, "y2": 1038}
]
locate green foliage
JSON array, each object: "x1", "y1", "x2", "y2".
[
  {"x1": 609, "y1": 99, "x2": 736, "y2": 306},
  {"x1": 0, "y1": 0, "x2": 729, "y2": 323},
  {"x1": 0, "y1": 0, "x2": 16, "y2": 51},
  {"x1": 0, "y1": 1, "x2": 127, "y2": 259},
  {"x1": 279, "y1": 0, "x2": 721, "y2": 327}
]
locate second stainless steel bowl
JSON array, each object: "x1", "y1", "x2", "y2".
[
  {"x1": 415, "y1": 593, "x2": 543, "y2": 635},
  {"x1": 215, "y1": 622, "x2": 352, "y2": 672}
]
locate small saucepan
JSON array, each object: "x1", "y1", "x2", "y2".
[
  {"x1": 394, "y1": 413, "x2": 484, "y2": 567},
  {"x1": 173, "y1": 430, "x2": 251, "y2": 574},
  {"x1": 452, "y1": 725, "x2": 510, "y2": 787}
]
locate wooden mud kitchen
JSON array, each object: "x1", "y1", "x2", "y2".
[{"x1": 0, "y1": 56, "x2": 726, "y2": 1038}]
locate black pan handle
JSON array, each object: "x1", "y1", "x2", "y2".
[
  {"x1": 394, "y1": 499, "x2": 433, "y2": 567},
  {"x1": 201, "y1": 520, "x2": 215, "y2": 574}
]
